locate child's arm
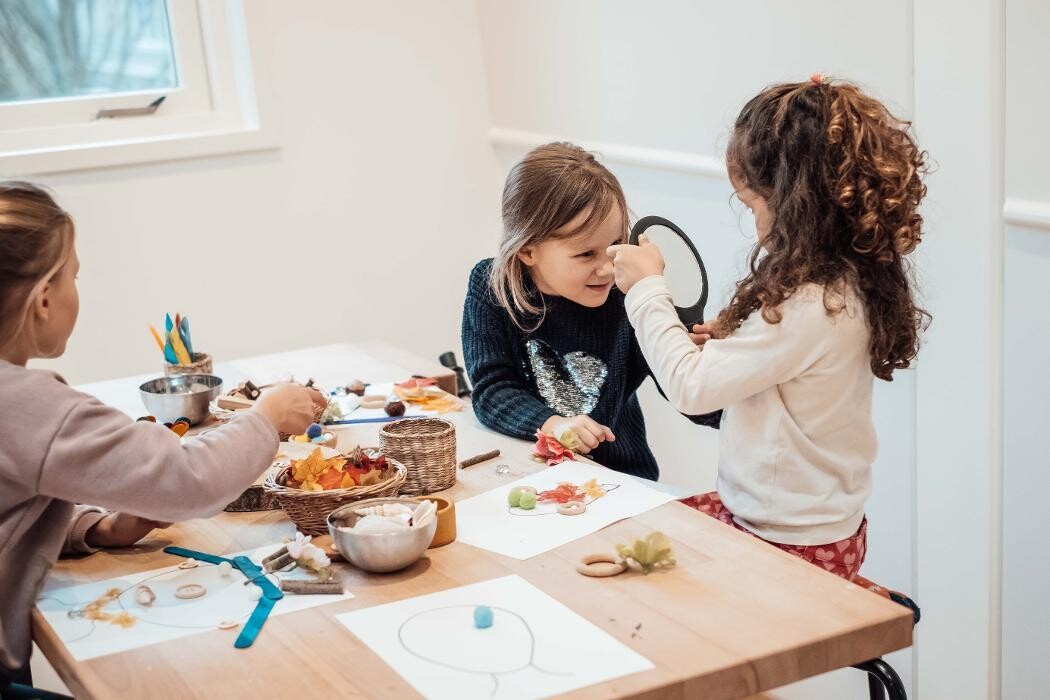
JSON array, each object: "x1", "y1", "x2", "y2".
[
  {"x1": 64, "y1": 506, "x2": 169, "y2": 554},
  {"x1": 628, "y1": 330, "x2": 722, "y2": 428},
  {"x1": 625, "y1": 276, "x2": 833, "y2": 415},
  {"x1": 462, "y1": 278, "x2": 558, "y2": 440}
]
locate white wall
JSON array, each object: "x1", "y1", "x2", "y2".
[
  {"x1": 481, "y1": 2, "x2": 916, "y2": 697},
  {"x1": 28, "y1": 0, "x2": 502, "y2": 386},
  {"x1": 1001, "y1": 0, "x2": 1050, "y2": 697}
]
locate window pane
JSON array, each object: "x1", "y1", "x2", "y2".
[{"x1": 0, "y1": 0, "x2": 177, "y2": 104}]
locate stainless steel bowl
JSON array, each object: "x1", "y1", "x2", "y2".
[
  {"x1": 139, "y1": 374, "x2": 223, "y2": 425},
  {"x1": 327, "y1": 497, "x2": 437, "y2": 573}
]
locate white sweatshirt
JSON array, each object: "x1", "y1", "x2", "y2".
[{"x1": 625, "y1": 275, "x2": 876, "y2": 545}]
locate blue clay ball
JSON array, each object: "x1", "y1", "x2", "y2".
[
  {"x1": 306, "y1": 422, "x2": 323, "y2": 439},
  {"x1": 473, "y1": 605, "x2": 494, "y2": 629}
]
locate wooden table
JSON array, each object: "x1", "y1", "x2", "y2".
[{"x1": 35, "y1": 343, "x2": 912, "y2": 699}]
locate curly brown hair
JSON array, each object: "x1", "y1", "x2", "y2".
[{"x1": 719, "y1": 78, "x2": 931, "y2": 381}]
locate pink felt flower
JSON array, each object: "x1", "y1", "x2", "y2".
[{"x1": 532, "y1": 430, "x2": 576, "y2": 466}]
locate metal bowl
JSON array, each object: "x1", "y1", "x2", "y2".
[
  {"x1": 327, "y1": 497, "x2": 437, "y2": 573},
  {"x1": 139, "y1": 374, "x2": 223, "y2": 425}
]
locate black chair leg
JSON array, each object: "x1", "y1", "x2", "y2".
[{"x1": 852, "y1": 658, "x2": 907, "y2": 700}]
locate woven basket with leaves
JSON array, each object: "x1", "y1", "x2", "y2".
[
  {"x1": 264, "y1": 450, "x2": 406, "y2": 535},
  {"x1": 164, "y1": 352, "x2": 213, "y2": 377},
  {"x1": 379, "y1": 418, "x2": 457, "y2": 495}
]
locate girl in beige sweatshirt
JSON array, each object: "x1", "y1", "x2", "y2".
[
  {"x1": 609, "y1": 77, "x2": 930, "y2": 581},
  {"x1": 0, "y1": 182, "x2": 321, "y2": 687}
]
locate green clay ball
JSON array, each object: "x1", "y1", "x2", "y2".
[
  {"x1": 508, "y1": 490, "x2": 522, "y2": 507},
  {"x1": 517, "y1": 492, "x2": 538, "y2": 510}
]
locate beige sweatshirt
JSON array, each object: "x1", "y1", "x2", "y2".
[
  {"x1": 0, "y1": 360, "x2": 278, "y2": 680},
  {"x1": 625, "y1": 276, "x2": 876, "y2": 546}
]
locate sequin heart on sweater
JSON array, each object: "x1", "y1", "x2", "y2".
[{"x1": 525, "y1": 339, "x2": 608, "y2": 416}]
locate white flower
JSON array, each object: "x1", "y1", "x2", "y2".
[
  {"x1": 286, "y1": 532, "x2": 311, "y2": 560},
  {"x1": 303, "y1": 546, "x2": 331, "y2": 570}
]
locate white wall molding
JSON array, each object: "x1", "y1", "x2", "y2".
[
  {"x1": 1004, "y1": 197, "x2": 1050, "y2": 230},
  {"x1": 489, "y1": 127, "x2": 726, "y2": 179}
]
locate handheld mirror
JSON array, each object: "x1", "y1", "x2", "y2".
[{"x1": 628, "y1": 215, "x2": 709, "y2": 327}]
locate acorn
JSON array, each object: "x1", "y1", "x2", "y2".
[{"x1": 384, "y1": 400, "x2": 406, "y2": 417}]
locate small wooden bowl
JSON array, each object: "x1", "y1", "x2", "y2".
[{"x1": 416, "y1": 495, "x2": 456, "y2": 548}]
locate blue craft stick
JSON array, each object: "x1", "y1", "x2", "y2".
[
  {"x1": 327, "y1": 414, "x2": 422, "y2": 426},
  {"x1": 179, "y1": 316, "x2": 194, "y2": 356},
  {"x1": 163, "y1": 342, "x2": 178, "y2": 364},
  {"x1": 165, "y1": 313, "x2": 173, "y2": 333}
]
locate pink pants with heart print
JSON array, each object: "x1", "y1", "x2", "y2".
[{"x1": 680, "y1": 491, "x2": 867, "y2": 581}]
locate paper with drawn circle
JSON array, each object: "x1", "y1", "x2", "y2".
[{"x1": 337, "y1": 575, "x2": 653, "y2": 699}]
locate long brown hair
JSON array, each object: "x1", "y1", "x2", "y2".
[
  {"x1": 491, "y1": 142, "x2": 628, "y2": 329},
  {"x1": 0, "y1": 181, "x2": 75, "y2": 352},
  {"x1": 720, "y1": 78, "x2": 930, "y2": 380}
]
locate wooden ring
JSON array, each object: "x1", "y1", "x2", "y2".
[
  {"x1": 360, "y1": 395, "x2": 387, "y2": 409},
  {"x1": 576, "y1": 553, "x2": 627, "y2": 578},
  {"x1": 557, "y1": 501, "x2": 586, "y2": 516}
]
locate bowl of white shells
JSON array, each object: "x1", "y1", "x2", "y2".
[{"x1": 327, "y1": 497, "x2": 438, "y2": 573}]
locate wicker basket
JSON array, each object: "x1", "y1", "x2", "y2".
[
  {"x1": 264, "y1": 451, "x2": 406, "y2": 535},
  {"x1": 164, "y1": 352, "x2": 213, "y2": 377},
  {"x1": 379, "y1": 418, "x2": 457, "y2": 495}
]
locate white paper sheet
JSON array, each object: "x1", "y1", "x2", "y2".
[
  {"x1": 454, "y1": 461, "x2": 675, "y2": 560},
  {"x1": 37, "y1": 544, "x2": 352, "y2": 660},
  {"x1": 336, "y1": 575, "x2": 653, "y2": 699}
]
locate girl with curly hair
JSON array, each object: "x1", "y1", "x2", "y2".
[{"x1": 608, "y1": 76, "x2": 930, "y2": 580}]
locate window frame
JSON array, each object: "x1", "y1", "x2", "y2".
[{"x1": 0, "y1": 0, "x2": 278, "y2": 175}]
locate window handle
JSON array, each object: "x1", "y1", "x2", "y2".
[{"x1": 96, "y1": 96, "x2": 166, "y2": 120}]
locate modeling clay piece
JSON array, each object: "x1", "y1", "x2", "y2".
[
  {"x1": 218, "y1": 561, "x2": 233, "y2": 577},
  {"x1": 248, "y1": 586, "x2": 263, "y2": 601},
  {"x1": 306, "y1": 422, "x2": 323, "y2": 439},
  {"x1": 175, "y1": 584, "x2": 207, "y2": 600},
  {"x1": 384, "y1": 400, "x2": 406, "y2": 417},
  {"x1": 473, "y1": 605, "x2": 494, "y2": 629},
  {"x1": 134, "y1": 585, "x2": 156, "y2": 606},
  {"x1": 517, "y1": 492, "x2": 538, "y2": 510}
]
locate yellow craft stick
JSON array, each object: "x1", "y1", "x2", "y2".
[
  {"x1": 148, "y1": 325, "x2": 165, "y2": 353},
  {"x1": 169, "y1": 327, "x2": 192, "y2": 365}
]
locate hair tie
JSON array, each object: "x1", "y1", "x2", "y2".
[{"x1": 810, "y1": 73, "x2": 827, "y2": 86}]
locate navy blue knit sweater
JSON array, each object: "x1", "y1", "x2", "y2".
[{"x1": 462, "y1": 259, "x2": 719, "y2": 481}]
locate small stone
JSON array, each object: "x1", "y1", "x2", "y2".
[
  {"x1": 494, "y1": 463, "x2": 511, "y2": 475},
  {"x1": 473, "y1": 605, "x2": 494, "y2": 629},
  {"x1": 518, "y1": 492, "x2": 537, "y2": 510},
  {"x1": 306, "y1": 422, "x2": 323, "y2": 439},
  {"x1": 384, "y1": 400, "x2": 406, "y2": 417},
  {"x1": 217, "y1": 561, "x2": 233, "y2": 577},
  {"x1": 134, "y1": 585, "x2": 156, "y2": 606},
  {"x1": 248, "y1": 586, "x2": 263, "y2": 601}
]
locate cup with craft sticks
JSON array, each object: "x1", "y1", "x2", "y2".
[{"x1": 150, "y1": 313, "x2": 213, "y2": 376}]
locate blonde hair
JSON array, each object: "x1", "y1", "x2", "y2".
[
  {"x1": 490, "y1": 142, "x2": 628, "y2": 330},
  {"x1": 0, "y1": 181, "x2": 75, "y2": 352}
]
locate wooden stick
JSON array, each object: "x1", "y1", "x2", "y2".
[
  {"x1": 262, "y1": 551, "x2": 294, "y2": 572},
  {"x1": 279, "y1": 579, "x2": 344, "y2": 595},
  {"x1": 459, "y1": 449, "x2": 501, "y2": 468}
]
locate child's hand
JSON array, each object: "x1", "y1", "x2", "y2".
[
  {"x1": 607, "y1": 234, "x2": 665, "y2": 293},
  {"x1": 85, "y1": 513, "x2": 171, "y2": 548},
  {"x1": 541, "y1": 415, "x2": 616, "y2": 454},
  {"x1": 251, "y1": 383, "x2": 318, "y2": 435},
  {"x1": 688, "y1": 322, "x2": 718, "y2": 347}
]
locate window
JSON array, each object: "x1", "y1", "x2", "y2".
[{"x1": 0, "y1": 0, "x2": 276, "y2": 174}]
